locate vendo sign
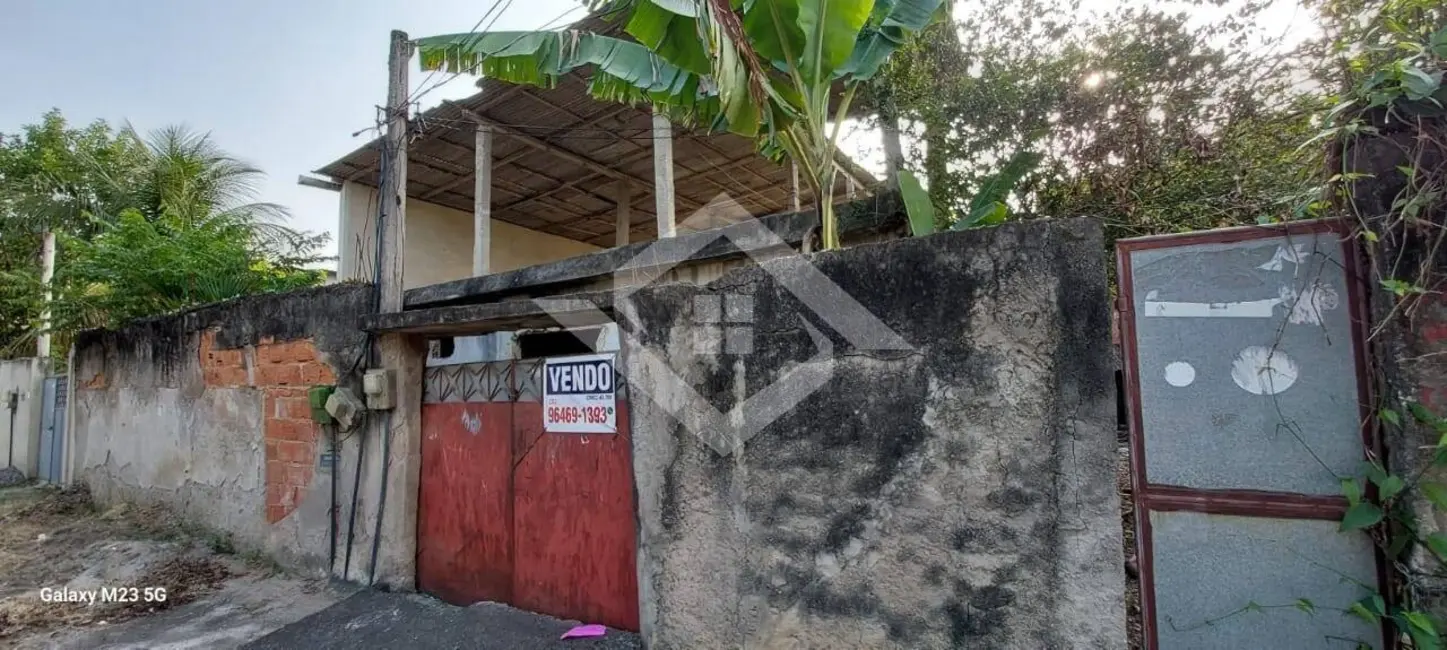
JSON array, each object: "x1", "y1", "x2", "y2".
[{"x1": 543, "y1": 353, "x2": 617, "y2": 433}]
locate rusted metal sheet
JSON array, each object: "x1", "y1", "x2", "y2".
[
  {"x1": 512, "y1": 403, "x2": 638, "y2": 631},
  {"x1": 416, "y1": 360, "x2": 638, "y2": 631},
  {"x1": 416, "y1": 401, "x2": 514, "y2": 605}
]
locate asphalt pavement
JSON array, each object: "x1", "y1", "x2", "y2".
[{"x1": 242, "y1": 589, "x2": 642, "y2": 650}]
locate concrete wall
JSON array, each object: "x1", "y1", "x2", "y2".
[
  {"x1": 624, "y1": 218, "x2": 1126, "y2": 648},
  {"x1": 0, "y1": 357, "x2": 49, "y2": 477},
  {"x1": 68, "y1": 284, "x2": 398, "y2": 577},
  {"x1": 337, "y1": 181, "x2": 601, "y2": 288}
]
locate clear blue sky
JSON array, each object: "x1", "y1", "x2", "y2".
[{"x1": 2, "y1": 0, "x2": 583, "y2": 262}]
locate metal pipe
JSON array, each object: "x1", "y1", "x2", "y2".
[
  {"x1": 343, "y1": 416, "x2": 366, "y2": 581},
  {"x1": 327, "y1": 424, "x2": 338, "y2": 575},
  {"x1": 367, "y1": 411, "x2": 394, "y2": 585},
  {"x1": 6, "y1": 391, "x2": 17, "y2": 468}
]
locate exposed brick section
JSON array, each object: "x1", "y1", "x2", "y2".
[
  {"x1": 199, "y1": 330, "x2": 248, "y2": 388},
  {"x1": 199, "y1": 330, "x2": 337, "y2": 524}
]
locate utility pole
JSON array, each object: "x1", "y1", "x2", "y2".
[
  {"x1": 379, "y1": 30, "x2": 410, "y2": 312},
  {"x1": 362, "y1": 28, "x2": 424, "y2": 590}
]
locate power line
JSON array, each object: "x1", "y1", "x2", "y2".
[
  {"x1": 407, "y1": 0, "x2": 514, "y2": 105},
  {"x1": 408, "y1": 3, "x2": 585, "y2": 109}
]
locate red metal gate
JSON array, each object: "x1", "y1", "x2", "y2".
[{"x1": 416, "y1": 357, "x2": 639, "y2": 631}]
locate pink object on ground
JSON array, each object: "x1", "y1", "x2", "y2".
[{"x1": 560, "y1": 624, "x2": 607, "y2": 640}]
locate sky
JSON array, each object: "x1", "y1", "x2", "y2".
[
  {"x1": 2, "y1": 0, "x2": 585, "y2": 261},
  {"x1": 3, "y1": 0, "x2": 1316, "y2": 267}
]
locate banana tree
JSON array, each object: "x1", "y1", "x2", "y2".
[{"x1": 416, "y1": 0, "x2": 945, "y2": 249}]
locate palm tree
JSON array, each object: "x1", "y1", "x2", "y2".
[
  {"x1": 415, "y1": 0, "x2": 945, "y2": 249},
  {"x1": 99, "y1": 125, "x2": 309, "y2": 256},
  {"x1": 0, "y1": 120, "x2": 324, "y2": 356}
]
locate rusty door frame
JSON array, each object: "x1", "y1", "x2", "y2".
[{"x1": 1116, "y1": 219, "x2": 1390, "y2": 649}]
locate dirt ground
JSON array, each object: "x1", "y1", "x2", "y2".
[{"x1": 0, "y1": 484, "x2": 341, "y2": 649}]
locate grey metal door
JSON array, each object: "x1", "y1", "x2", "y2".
[
  {"x1": 38, "y1": 376, "x2": 65, "y2": 483},
  {"x1": 1118, "y1": 220, "x2": 1385, "y2": 649}
]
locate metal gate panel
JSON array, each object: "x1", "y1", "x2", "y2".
[
  {"x1": 416, "y1": 399, "x2": 514, "y2": 606},
  {"x1": 1118, "y1": 220, "x2": 1386, "y2": 649},
  {"x1": 511, "y1": 402, "x2": 637, "y2": 631},
  {"x1": 416, "y1": 357, "x2": 638, "y2": 631},
  {"x1": 38, "y1": 376, "x2": 66, "y2": 483}
]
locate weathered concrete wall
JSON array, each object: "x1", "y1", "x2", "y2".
[
  {"x1": 1353, "y1": 122, "x2": 1447, "y2": 615},
  {"x1": 0, "y1": 357, "x2": 48, "y2": 477},
  {"x1": 625, "y1": 218, "x2": 1126, "y2": 648},
  {"x1": 69, "y1": 284, "x2": 402, "y2": 577}
]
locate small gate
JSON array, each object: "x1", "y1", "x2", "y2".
[
  {"x1": 416, "y1": 354, "x2": 638, "y2": 631},
  {"x1": 1118, "y1": 220, "x2": 1386, "y2": 649},
  {"x1": 37, "y1": 376, "x2": 66, "y2": 483}
]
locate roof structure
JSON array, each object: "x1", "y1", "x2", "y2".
[{"x1": 312, "y1": 16, "x2": 878, "y2": 248}]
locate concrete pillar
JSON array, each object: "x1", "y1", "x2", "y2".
[
  {"x1": 651, "y1": 110, "x2": 676, "y2": 239},
  {"x1": 615, "y1": 179, "x2": 632, "y2": 248},
  {"x1": 473, "y1": 124, "x2": 493, "y2": 276}
]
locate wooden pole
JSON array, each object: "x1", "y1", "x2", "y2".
[
  {"x1": 360, "y1": 28, "x2": 424, "y2": 591},
  {"x1": 651, "y1": 109, "x2": 676, "y2": 239},
  {"x1": 379, "y1": 30, "x2": 410, "y2": 312},
  {"x1": 473, "y1": 123, "x2": 493, "y2": 276},
  {"x1": 36, "y1": 230, "x2": 54, "y2": 359},
  {"x1": 615, "y1": 179, "x2": 632, "y2": 248}
]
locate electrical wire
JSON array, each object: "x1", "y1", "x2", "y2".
[
  {"x1": 407, "y1": 0, "x2": 516, "y2": 105},
  {"x1": 407, "y1": 4, "x2": 586, "y2": 109}
]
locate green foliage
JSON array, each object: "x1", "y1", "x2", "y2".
[
  {"x1": 898, "y1": 169, "x2": 935, "y2": 236},
  {"x1": 954, "y1": 150, "x2": 1040, "y2": 230},
  {"x1": 1340, "y1": 502, "x2": 1384, "y2": 531},
  {"x1": 1316, "y1": 6, "x2": 1447, "y2": 642},
  {"x1": 26, "y1": 210, "x2": 323, "y2": 332},
  {"x1": 0, "y1": 111, "x2": 327, "y2": 357},
  {"x1": 415, "y1": 0, "x2": 947, "y2": 249},
  {"x1": 874, "y1": 0, "x2": 1323, "y2": 236}
]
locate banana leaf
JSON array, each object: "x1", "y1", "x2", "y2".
[
  {"x1": 898, "y1": 169, "x2": 935, "y2": 236},
  {"x1": 626, "y1": 0, "x2": 711, "y2": 75},
  {"x1": 838, "y1": 0, "x2": 945, "y2": 78},
  {"x1": 417, "y1": 31, "x2": 723, "y2": 128},
  {"x1": 797, "y1": 0, "x2": 875, "y2": 85},
  {"x1": 951, "y1": 150, "x2": 1042, "y2": 231}
]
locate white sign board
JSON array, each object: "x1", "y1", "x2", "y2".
[{"x1": 543, "y1": 353, "x2": 617, "y2": 433}]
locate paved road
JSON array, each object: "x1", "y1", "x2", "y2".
[{"x1": 242, "y1": 589, "x2": 642, "y2": 650}]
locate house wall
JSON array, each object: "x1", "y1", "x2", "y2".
[
  {"x1": 623, "y1": 218, "x2": 1127, "y2": 648},
  {"x1": 337, "y1": 182, "x2": 601, "y2": 288},
  {"x1": 0, "y1": 357, "x2": 48, "y2": 478}
]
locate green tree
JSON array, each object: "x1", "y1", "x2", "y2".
[
  {"x1": 414, "y1": 0, "x2": 945, "y2": 249},
  {"x1": 0, "y1": 110, "x2": 143, "y2": 356},
  {"x1": 875, "y1": 0, "x2": 1324, "y2": 238},
  {"x1": 41, "y1": 210, "x2": 324, "y2": 333},
  {"x1": 0, "y1": 112, "x2": 326, "y2": 356}
]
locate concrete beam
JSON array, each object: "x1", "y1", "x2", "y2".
[{"x1": 403, "y1": 190, "x2": 906, "y2": 309}]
